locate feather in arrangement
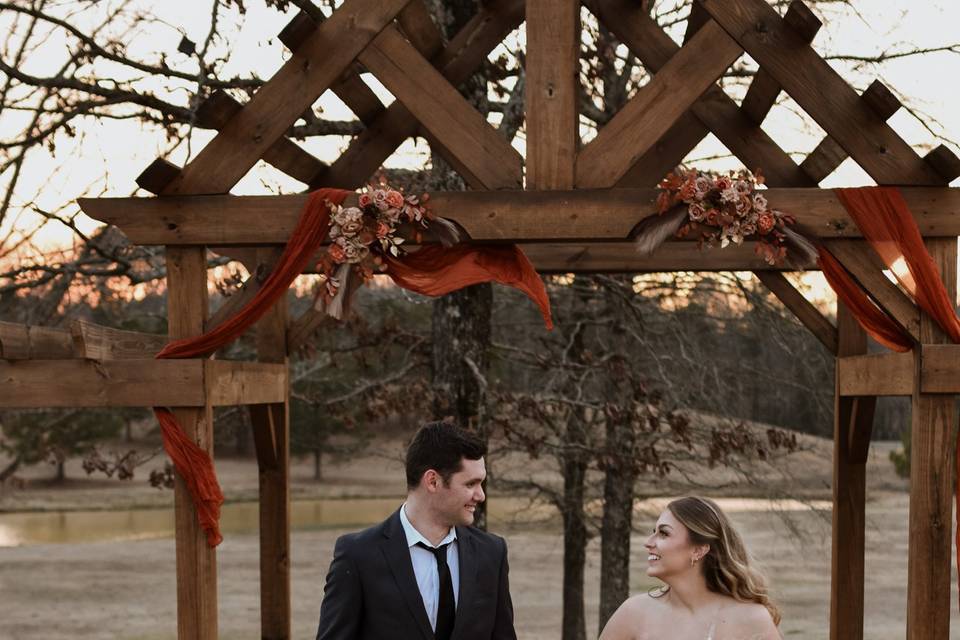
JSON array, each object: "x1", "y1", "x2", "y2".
[{"x1": 633, "y1": 204, "x2": 688, "y2": 256}]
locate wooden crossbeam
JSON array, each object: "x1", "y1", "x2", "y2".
[
  {"x1": 740, "y1": 1, "x2": 821, "y2": 124},
  {"x1": 157, "y1": 0, "x2": 411, "y2": 196},
  {"x1": 920, "y1": 344, "x2": 960, "y2": 393},
  {"x1": 800, "y1": 80, "x2": 903, "y2": 184},
  {"x1": 837, "y1": 352, "x2": 913, "y2": 396},
  {"x1": 357, "y1": 27, "x2": 522, "y2": 189},
  {"x1": 312, "y1": 0, "x2": 524, "y2": 189},
  {"x1": 520, "y1": 242, "x2": 792, "y2": 272},
  {"x1": 822, "y1": 240, "x2": 921, "y2": 342},
  {"x1": 70, "y1": 320, "x2": 167, "y2": 360},
  {"x1": 0, "y1": 321, "x2": 75, "y2": 359},
  {"x1": 587, "y1": 0, "x2": 814, "y2": 188},
  {"x1": 0, "y1": 359, "x2": 281, "y2": 408},
  {"x1": 754, "y1": 271, "x2": 837, "y2": 354},
  {"x1": 78, "y1": 186, "x2": 960, "y2": 246},
  {"x1": 700, "y1": 0, "x2": 943, "y2": 185},
  {"x1": 576, "y1": 19, "x2": 743, "y2": 188}
]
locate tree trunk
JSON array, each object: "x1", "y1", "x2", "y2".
[
  {"x1": 561, "y1": 419, "x2": 589, "y2": 640},
  {"x1": 313, "y1": 448, "x2": 322, "y2": 482},
  {"x1": 0, "y1": 456, "x2": 21, "y2": 484},
  {"x1": 429, "y1": 0, "x2": 493, "y2": 532},
  {"x1": 599, "y1": 412, "x2": 638, "y2": 633},
  {"x1": 55, "y1": 459, "x2": 66, "y2": 483}
]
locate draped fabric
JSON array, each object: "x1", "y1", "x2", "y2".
[
  {"x1": 154, "y1": 188, "x2": 348, "y2": 547},
  {"x1": 153, "y1": 189, "x2": 554, "y2": 546},
  {"x1": 822, "y1": 186, "x2": 960, "y2": 609},
  {"x1": 386, "y1": 244, "x2": 554, "y2": 329}
]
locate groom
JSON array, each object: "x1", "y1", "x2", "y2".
[{"x1": 316, "y1": 421, "x2": 518, "y2": 640}]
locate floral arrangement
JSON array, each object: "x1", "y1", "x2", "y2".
[
  {"x1": 639, "y1": 168, "x2": 812, "y2": 266},
  {"x1": 315, "y1": 183, "x2": 458, "y2": 317}
]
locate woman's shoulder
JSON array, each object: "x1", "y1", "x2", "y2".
[
  {"x1": 598, "y1": 591, "x2": 668, "y2": 640},
  {"x1": 717, "y1": 599, "x2": 779, "y2": 638}
]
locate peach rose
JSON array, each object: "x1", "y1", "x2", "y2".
[
  {"x1": 328, "y1": 243, "x2": 346, "y2": 262},
  {"x1": 358, "y1": 193, "x2": 372, "y2": 208},
  {"x1": 386, "y1": 190, "x2": 404, "y2": 209},
  {"x1": 757, "y1": 212, "x2": 776, "y2": 235}
]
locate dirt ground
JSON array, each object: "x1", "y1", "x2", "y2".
[{"x1": 1, "y1": 437, "x2": 958, "y2": 639}]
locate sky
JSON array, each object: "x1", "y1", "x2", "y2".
[{"x1": 1, "y1": 0, "x2": 958, "y2": 288}]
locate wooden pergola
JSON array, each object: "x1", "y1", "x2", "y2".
[{"x1": 3, "y1": 0, "x2": 959, "y2": 638}]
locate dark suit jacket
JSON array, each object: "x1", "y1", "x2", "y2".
[{"x1": 316, "y1": 509, "x2": 517, "y2": 640}]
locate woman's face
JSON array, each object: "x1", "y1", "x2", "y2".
[{"x1": 643, "y1": 509, "x2": 706, "y2": 580}]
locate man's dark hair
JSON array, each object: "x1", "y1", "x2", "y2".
[{"x1": 405, "y1": 421, "x2": 487, "y2": 489}]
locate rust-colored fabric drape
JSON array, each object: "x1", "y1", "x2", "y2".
[
  {"x1": 824, "y1": 186, "x2": 960, "y2": 610},
  {"x1": 385, "y1": 244, "x2": 554, "y2": 329},
  {"x1": 816, "y1": 248, "x2": 913, "y2": 352},
  {"x1": 153, "y1": 189, "x2": 553, "y2": 546},
  {"x1": 154, "y1": 188, "x2": 348, "y2": 547}
]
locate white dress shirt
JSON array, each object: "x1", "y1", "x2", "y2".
[{"x1": 399, "y1": 503, "x2": 460, "y2": 631}]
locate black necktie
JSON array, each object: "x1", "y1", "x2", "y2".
[{"x1": 417, "y1": 541, "x2": 456, "y2": 640}]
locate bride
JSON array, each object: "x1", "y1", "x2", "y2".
[{"x1": 600, "y1": 496, "x2": 782, "y2": 640}]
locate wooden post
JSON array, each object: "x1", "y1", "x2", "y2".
[
  {"x1": 830, "y1": 302, "x2": 874, "y2": 640},
  {"x1": 249, "y1": 248, "x2": 292, "y2": 640},
  {"x1": 165, "y1": 246, "x2": 217, "y2": 640},
  {"x1": 906, "y1": 238, "x2": 957, "y2": 640}
]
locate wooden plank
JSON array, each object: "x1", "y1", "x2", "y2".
[
  {"x1": 822, "y1": 240, "x2": 921, "y2": 342},
  {"x1": 754, "y1": 271, "x2": 837, "y2": 354},
  {"x1": 313, "y1": 0, "x2": 525, "y2": 189},
  {"x1": 79, "y1": 187, "x2": 960, "y2": 246},
  {"x1": 0, "y1": 321, "x2": 74, "y2": 359},
  {"x1": 925, "y1": 145, "x2": 960, "y2": 183},
  {"x1": 575, "y1": 20, "x2": 743, "y2": 188},
  {"x1": 205, "y1": 260, "x2": 275, "y2": 333},
  {"x1": 586, "y1": 0, "x2": 814, "y2": 188},
  {"x1": 0, "y1": 359, "x2": 207, "y2": 407},
  {"x1": 800, "y1": 80, "x2": 903, "y2": 184},
  {"x1": 616, "y1": 113, "x2": 709, "y2": 188},
  {"x1": 357, "y1": 26, "x2": 522, "y2": 189},
  {"x1": 921, "y1": 344, "x2": 960, "y2": 393},
  {"x1": 70, "y1": 319, "x2": 167, "y2": 360},
  {"x1": 165, "y1": 246, "x2": 217, "y2": 640},
  {"x1": 159, "y1": 0, "x2": 411, "y2": 195},
  {"x1": 836, "y1": 352, "x2": 914, "y2": 396},
  {"x1": 136, "y1": 158, "x2": 182, "y2": 194},
  {"x1": 830, "y1": 302, "x2": 873, "y2": 640},
  {"x1": 740, "y1": 0, "x2": 821, "y2": 124},
  {"x1": 249, "y1": 246, "x2": 291, "y2": 640},
  {"x1": 906, "y1": 237, "x2": 956, "y2": 640},
  {"x1": 526, "y1": 0, "x2": 579, "y2": 189},
  {"x1": 205, "y1": 360, "x2": 287, "y2": 406},
  {"x1": 194, "y1": 90, "x2": 327, "y2": 186},
  {"x1": 699, "y1": 0, "x2": 943, "y2": 186}
]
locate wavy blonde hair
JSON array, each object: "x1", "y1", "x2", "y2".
[{"x1": 664, "y1": 496, "x2": 781, "y2": 625}]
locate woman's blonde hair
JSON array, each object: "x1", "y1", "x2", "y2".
[{"x1": 664, "y1": 496, "x2": 781, "y2": 625}]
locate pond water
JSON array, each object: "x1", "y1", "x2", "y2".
[{"x1": 0, "y1": 496, "x2": 829, "y2": 547}]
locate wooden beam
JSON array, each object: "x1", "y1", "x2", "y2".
[
  {"x1": 526, "y1": 0, "x2": 579, "y2": 190},
  {"x1": 616, "y1": 113, "x2": 708, "y2": 188},
  {"x1": 800, "y1": 80, "x2": 903, "y2": 184},
  {"x1": 740, "y1": 0, "x2": 821, "y2": 124},
  {"x1": 313, "y1": 0, "x2": 524, "y2": 189},
  {"x1": 836, "y1": 352, "x2": 914, "y2": 396},
  {"x1": 158, "y1": 0, "x2": 411, "y2": 196},
  {"x1": 519, "y1": 241, "x2": 792, "y2": 272},
  {"x1": 920, "y1": 344, "x2": 960, "y2": 393},
  {"x1": 0, "y1": 359, "x2": 208, "y2": 407},
  {"x1": 699, "y1": 0, "x2": 943, "y2": 186},
  {"x1": 70, "y1": 319, "x2": 167, "y2": 360},
  {"x1": 0, "y1": 321, "x2": 74, "y2": 359},
  {"x1": 830, "y1": 302, "x2": 874, "y2": 640},
  {"x1": 166, "y1": 246, "x2": 217, "y2": 640},
  {"x1": 907, "y1": 237, "x2": 957, "y2": 640},
  {"x1": 248, "y1": 246, "x2": 291, "y2": 639},
  {"x1": 586, "y1": 0, "x2": 815, "y2": 188},
  {"x1": 822, "y1": 240, "x2": 921, "y2": 342},
  {"x1": 754, "y1": 271, "x2": 837, "y2": 354},
  {"x1": 79, "y1": 186, "x2": 960, "y2": 246},
  {"x1": 357, "y1": 26, "x2": 522, "y2": 189},
  {"x1": 576, "y1": 20, "x2": 743, "y2": 188},
  {"x1": 205, "y1": 360, "x2": 287, "y2": 406}
]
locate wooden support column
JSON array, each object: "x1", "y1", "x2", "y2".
[
  {"x1": 906, "y1": 238, "x2": 957, "y2": 640},
  {"x1": 248, "y1": 247, "x2": 292, "y2": 640},
  {"x1": 165, "y1": 246, "x2": 217, "y2": 640},
  {"x1": 830, "y1": 302, "x2": 875, "y2": 640},
  {"x1": 250, "y1": 249, "x2": 291, "y2": 640}
]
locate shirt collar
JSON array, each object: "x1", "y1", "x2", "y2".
[{"x1": 400, "y1": 502, "x2": 457, "y2": 549}]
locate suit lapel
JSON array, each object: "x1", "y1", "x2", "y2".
[
  {"x1": 381, "y1": 511, "x2": 434, "y2": 640},
  {"x1": 452, "y1": 526, "x2": 479, "y2": 639}
]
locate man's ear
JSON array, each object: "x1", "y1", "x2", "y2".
[{"x1": 422, "y1": 469, "x2": 441, "y2": 493}]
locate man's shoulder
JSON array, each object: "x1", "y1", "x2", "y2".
[
  {"x1": 334, "y1": 513, "x2": 395, "y2": 552},
  {"x1": 460, "y1": 525, "x2": 508, "y2": 554}
]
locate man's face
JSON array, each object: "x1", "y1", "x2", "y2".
[{"x1": 433, "y1": 457, "x2": 486, "y2": 527}]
